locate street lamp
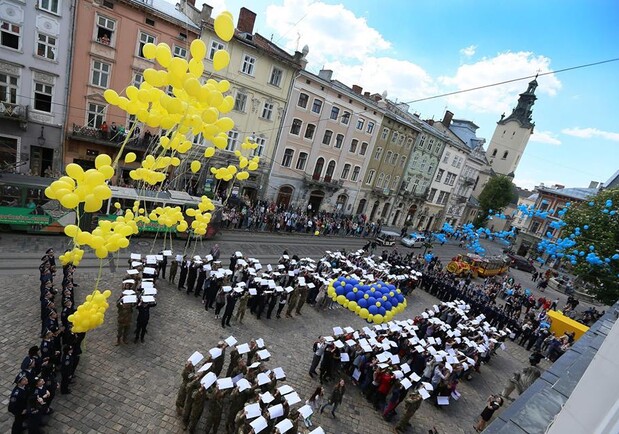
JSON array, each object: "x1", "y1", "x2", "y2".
[{"x1": 37, "y1": 126, "x2": 46, "y2": 146}]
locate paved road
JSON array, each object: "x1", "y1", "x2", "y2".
[{"x1": 0, "y1": 230, "x2": 575, "y2": 434}]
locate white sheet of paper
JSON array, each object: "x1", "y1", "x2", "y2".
[
  {"x1": 141, "y1": 295, "x2": 156, "y2": 303},
  {"x1": 250, "y1": 416, "x2": 268, "y2": 433},
  {"x1": 422, "y1": 382, "x2": 434, "y2": 391},
  {"x1": 209, "y1": 347, "x2": 222, "y2": 359},
  {"x1": 200, "y1": 372, "x2": 217, "y2": 389},
  {"x1": 437, "y1": 396, "x2": 449, "y2": 406},
  {"x1": 188, "y1": 351, "x2": 204, "y2": 365},
  {"x1": 260, "y1": 391, "x2": 275, "y2": 404},
  {"x1": 131, "y1": 253, "x2": 141, "y2": 260},
  {"x1": 268, "y1": 403, "x2": 284, "y2": 419},
  {"x1": 352, "y1": 368, "x2": 361, "y2": 381},
  {"x1": 122, "y1": 295, "x2": 137, "y2": 304},
  {"x1": 401, "y1": 363, "x2": 411, "y2": 374},
  {"x1": 391, "y1": 354, "x2": 401, "y2": 364},
  {"x1": 298, "y1": 404, "x2": 313, "y2": 419},
  {"x1": 225, "y1": 336, "x2": 238, "y2": 347},
  {"x1": 143, "y1": 267, "x2": 156, "y2": 274},
  {"x1": 126, "y1": 269, "x2": 139, "y2": 275},
  {"x1": 419, "y1": 388, "x2": 430, "y2": 400},
  {"x1": 275, "y1": 418, "x2": 293, "y2": 433},
  {"x1": 284, "y1": 391, "x2": 301, "y2": 405},
  {"x1": 333, "y1": 340, "x2": 344, "y2": 349},
  {"x1": 333, "y1": 326, "x2": 343, "y2": 336},
  {"x1": 217, "y1": 377, "x2": 234, "y2": 390},
  {"x1": 143, "y1": 288, "x2": 157, "y2": 295},
  {"x1": 273, "y1": 367, "x2": 286, "y2": 380},
  {"x1": 401, "y1": 378, "x2": 412, "y2": 390},
  {"x1": 340, "y1": 353, "x2": 350, "y2": 362},
  {"x1": 198, "y1": 363, "x2": 212, "y2": 373},
  {"x1": 162, "y1": 250, "x2": 172, "y2": 256},
  {"x1": 410, "y1": 372, "x2": 421, "y2": 382},
  {"x1": 245, "y1": 402, "x2": 261, "y2": 419},
  {"x1": 309, "y1": 427, "x2": 325, "y2": 434},
  {"x1": 257, "y1": 349, "x2": 271, "y2": 360},
  {"x1": 257, "y1": 373, "x2": 270, "y2": 386},
  {"x1": 256, "y1": 338, "x2": 265, "y2": 348},
  {"x1": 236, "y1": 378, "x2": 251, "y2": 391},
  {"x1": 278, "y1": 384, "x2": 294, "y2": 395},
  {"x1": 237, "y1": 343, "x2": 250, "y2": 354}
]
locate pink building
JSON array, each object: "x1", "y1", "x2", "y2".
[{"x1": 64, "y1": 0, "x2": 199, "y2": 182}]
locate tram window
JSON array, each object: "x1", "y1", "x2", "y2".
[
  {"x1": 1, "y1": 185, "x2": 21, "y2": 206},
  {"x1": 27, "y1": 188, "x2": 45, "y2": 205}
]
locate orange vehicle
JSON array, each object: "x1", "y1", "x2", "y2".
[{"x1": 446, "y1": 253, "x2": 510, "y2": 278}]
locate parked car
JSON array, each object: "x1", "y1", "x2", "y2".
[
  {"x1": 376, "y1": 230, "x2": 400, "y2": 246},
  {"x1": 401, "y1": 233, "x2": 426, "y2": 248},
  {"x1": 506, "y1": 253, "x2": 536, "y2": 273}
]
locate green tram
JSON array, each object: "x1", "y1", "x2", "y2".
[{"x1": 0, "y1": 174, "x2": 221, "y2": 238}]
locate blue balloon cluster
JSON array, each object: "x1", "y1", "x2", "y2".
[{"x1": 330, "y1": 276, "x2": 407, "y2": 324}]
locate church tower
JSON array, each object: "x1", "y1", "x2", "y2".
[{"x1": 486, "y1": 78, "x2": 538, "y2": 177}]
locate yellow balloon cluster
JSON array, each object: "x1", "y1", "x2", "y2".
[
  {"x1": 59, "y1": 247, "x2": 85, "y2": 266},
  {"x1": 148, "y1": 206, "x2": 185, "y2": 230},
  {"x1": 185, "y1": 196, "x2": 215, "y2": 236},
  {"x1": 45, "y1": 154, "x2": 114, "y2": 212},
  {"x1": 68, "y1": 289, "x2": 112, "y2": 333}
]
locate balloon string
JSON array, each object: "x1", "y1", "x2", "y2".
[
  {"x1": 95, "y1": 259, "x2": 103, "y2": 291},
  {"x1": 112, "y1": 123, "x2": 138, "y2": 168},
  {"x1": 151, "y1": 227, "x2": 160, "y2": 254}
]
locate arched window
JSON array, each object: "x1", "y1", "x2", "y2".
[
  {"x1": 502, "y1": 150, "x2": 509, "y2": 159},
  {"x1": 313, "y1": 157, "x2": 324, "y2": 179},
  {"x1": 376, "y1": 172, "x2": 385, "y2": 188},
  {"x1": 491, "y1": 148, "x2": 498, "y2": 157},
  {"x1": 325, "y1": 160, "x2": 336, "y2": 181}
]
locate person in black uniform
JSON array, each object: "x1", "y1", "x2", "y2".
[
  {"x1": 221, "y1": 289, "x2": 238, "y2": 328},
  {"x1": 158, "y1": 251, "x2": 167, "y2": 279},
  {"x1": 134, "y1": 297, "x2": 156, "y2": 343},
  {"x1": 8, "y1": 372, "x2": 29, "y2": 434},
  {"x1": 195, "y1": 265, "x2": 207, "y2": 298},
  {"x1": 266, "y1": 291, "x2": 277, "y2": 319},
  {"x1": 186, "y1": 261, "x2": 199, "y2": 294},
  {"x1": 178, "y1": 256, "x2": 189, "y2": 290},
  {"x1": 60, "y1": 345, "x2": 73, "y2": 394}
]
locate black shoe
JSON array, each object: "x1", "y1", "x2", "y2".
[
  {"x1": 61, "y1": 390, "x2": 71, "y2": 395},
  {"x1": 226, "y1": 323, "x2": 231, "y2": 326},
  {"x1": 309, "y1": 372, "x2": 315, "y2": 378},
  {"x1": 134, "y1": 338, "x2": 139, "y2": 343}
]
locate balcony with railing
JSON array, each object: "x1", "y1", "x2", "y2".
[
  {"x1": 461, "y1": 176, "x2": 476, "y2": 187},
  {"x1": 304, "y1": 173, "x2": 344, "y2": 191},
  {"x1": 69, "y1": 123, "x2": 154, "y2": 150},
  {"x1": 398, "y1": 185, "x2": 429, "y2": 201},
  {"x1": 0, "y1": 102, "x2": 28, "y2": 124}
]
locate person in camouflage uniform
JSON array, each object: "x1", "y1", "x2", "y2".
[
  {"x1": 235, "y1": 293, "x2": 249, "y2": 324},
  {"x1": 226, "y1": 345, "x2": 241, "y2": 378},
  {"x1": 186, "y1": 384, "x2": 207, "y2": 433},
  {"x1": 394, "y1": 389, "x2": 423, "y2": 432},
  {"x1": 295, "y1": 284, "x2": 309, "y2": 315},
  {"x1": 285, "y1": 287, "x2": 300, "y2": 318},
  {"x1": 175, "y1": 361, "x2": 195, "y2": 415},
  {"x1": 115, "y1": 294, "x2": 133, "y2": 345},
  {"x1": 204, "y1": 388, "x2": 225, "y2": 434},
  {"x1": 182, "y1": 371, "x2": 208, "y2": 426}
]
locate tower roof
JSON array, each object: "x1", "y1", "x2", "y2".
[{"x1": 499, "y1": 77, "x2": 538, "y2": 130}]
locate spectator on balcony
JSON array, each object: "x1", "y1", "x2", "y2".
[
  {"x1": 142, "y1": 130, "x2": 152, "y2": 147},
  {"x1": 117, "y1": 125, "x2": 126, "y2": 143},
  {"x1": 110, "y1": 122, "x2": 118, "y2": 141},
  {"x1": 100, "y1": 121, "x2": 109, "y2": 140},
  {"x1": 99, "y1": 34, "x2": 110, "y2": 45}
]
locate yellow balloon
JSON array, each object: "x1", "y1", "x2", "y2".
[
  {"x1": 95, "y1": 247, "x2": 108, "y2": 259},
  {"x1": 248, "y1": 162, "x2": 259, "y2": 171},
  {"x1": 64, "y1": 224, "x2": 79, "y2": 238},
  {"x1": 94, "y1": 154, "x2": 112, "y2": 169},
  {"x1": 190, "y1": 161, "x2": 202, "y2": 173},
  {"x1": 202, "y1": 107, "x2": 219, "y2": 124},
  {"x1": 155, "y1": 43, "x2": 172, "y2": 67},
  {"x1": 213, "y1": 50, "x2": 230, "y2": 71},
  {"x1": 98, "y1": 165, "x2": 114, "y2": 180},
  {"x1": 142, "y1": 42, "x2": 157, "y2": 59},
  {"x1": 188, "y1": 58, "x2": 204, "y2": 78},
  {"x1": 236, "y1": 171, "x2": 249, "y2": 180},
  {"x1": 84, "y1": 195, "x2": 103, "y2": 213},
  {"x1": 65, "y1": 163, "x2": 84, "y2": 181},
  {"x1": 125, "y1": 86, "x2": 139, "y2": 101},
  {"x1": 169, "y1": 57, "x2": 188, "y2": 77},
  {"x1": 124, "y1": 152, "x2": 137, "y2": 163},
  {"x1": 60, "y1": 193, "x2": 80, "y2": 209},
  {"x1": 204, "y1": 147, "x2": 216, "y2": 158},
  {"x1": 103, "y1": 89, "x2": 119, "y2": 105},
  {"x1": 214, "y1": 13, "x2": 234, "y2": 42},
  {"x1": 190, "y1": 39, "x2": 207, "y2": 60},
  {"x1": 93, "y1": 184, "x2": 112, "y2": 200}
]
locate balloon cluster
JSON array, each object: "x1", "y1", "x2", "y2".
[
  {"x1": 326, "y1": 277, "x2": 407, "y2": 324},
  {"x1": 45, "y1": 155, "x2": 115, "y2": 212},
  {"x1": 101, "y1": 12, "x2": 261, "y2": 188},
  {"x1": 67, "y1": 289, "x2": 112, "y2": 333}
]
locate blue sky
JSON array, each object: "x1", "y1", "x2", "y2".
[{"x1": 180, "y1": 0, "x2": 619, "y2": 190}]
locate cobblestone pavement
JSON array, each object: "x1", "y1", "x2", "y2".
[{"x1": 1, "y1": 232, "x2": 550, "y2": 434}]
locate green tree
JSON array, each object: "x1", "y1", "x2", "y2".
[
  {"x1": 473, "y1": 175, "x2": 517, "y2": 227},
  {"x1": 562, "y1": 188, "x2": 619, "y2": 305}
]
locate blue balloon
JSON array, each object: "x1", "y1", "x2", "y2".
[
  {"x1": 396, "y1": 294, "x2": 404, "y2": 303},
  {"x1": 346, "y1": 292, "x2": 356, "y2": 301},
  {"x1": 383, "y1": 301, "x2": 393, "y2": 311},
  {"x1": 368, "y1": 305, "x2": 378, "y2": 315},
  {"x1": 358, "y1": 298, "x2": 368, "y2": 308},
  {"x1": 378, "y1": 307, "x2": 386, "y2": 316},
  {"x1": 367, "y1": 297, "x2": 377, "y2": 306},
  {"x1": 344, "y1": 284, "x2": 353, "y2": 292},
  {"x1": 335, "y1": 285, "x2": 346, "y2": 296},
  {"x1": 356, "y1": 290, "x2": 366, "y2": 300}
]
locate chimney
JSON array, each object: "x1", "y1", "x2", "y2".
[
  {"x1": 351, "y1": 84, "x2": 362, "y2": 94},
  {"x1": 318, "y1": 69, "x2": 333, "y2": 81},
  {"x1": 187, "y1": 0, "x2": 195, "y2": 6},
  {"x1": 363, "y1": 91, "x2": 370, "y2": 97},
  {"x1": 442, "y1": 110, "x2": 454, "y2": 127},
  {"x1": 237, "y1": 7, "x2": 256, "y2": 34},
  {"x1": 200, "y1": 3, "x2": 213, "y2": 21}
]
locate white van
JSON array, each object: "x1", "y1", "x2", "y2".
[{"x1": 401, "y1": 233, "x2": 426, "y2": 248}]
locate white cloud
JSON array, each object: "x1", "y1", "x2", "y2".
[
  {"x1": 460, "y1": 45, "x2": 476, "y2": 57},
  {"x1": 530, "y1": 130, "x2": 561, "y2": 146},
  {"x1": 265, "y1": 0, "x2": 390, "y2": 65},
  {"x1": 562, "y1": 127, "x2": 619, "y2": 142},
  {"x1": 325, "y1": 57, "x2": 438, "y2": 103},
  {"x1": 194, "y1": 0, "x2": 228, "y2": 16},
  {"x1": 438, "y1": 51, "x2": 562, "y2": 115}
]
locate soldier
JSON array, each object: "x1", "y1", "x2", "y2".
[
  {"x1": 186, "y1": 261, "x2": 199, "y2": 294},
  {"x1": 295, "y1": 283, "x2": 309, "y2": 315},
  {"x1": 226, "y1": 345, "x2": 241, "y2": 378},
  {"x1": 176, "y1": 361, "x2": 196, "y2": 415},
  {"x1": 211, "y1": 341, "x2": 227, "y2": 377},
  {"x1": 394, "y1": 389, "x2": 423, "y2": 433},
  {"x1": 225, "y1": 387, "x2": 245, "y2": 434},
  {"x1": 222, "y1": 289, "x2": 239, "y2": 328},
  {"x1": 169, "y1": 257, "x2": 178, "y2": 284},
  {"x1": 246, "y1": 340, "x2": 258, "y2": 365},
  {"x1": 186, "y1": 384, "x2": 207, "y2": 433},
  {"x1": 235, "y1": 292, "x2": 249, "y2": 324},
  {"x1": 286, "y1": 287, "x2": 300, "y2": 318},
  {"x1": 204, "y1": 388, "x2": 224, "y2": 434},
  {"x1": 178, "y1": 256, "x2": 189, "y2": 290},
  {"x1": 60, "y1": 344, "x2": 73, "y2": 394},
  {"x1": 134, "y1": 296, "x2": 156, "y2": 344},
  {"x1": 115, "y1": 294, "x2": 133, "y2": 345},
  {"x1": 182, "y1": 371, "x2": 207, "y2": 426},
  {"x1": 195, "y1": 265, "x2": 207, "y2": 298},
  {"x1": 8, "y1": 372, "x2": 29, "y2": 434}
]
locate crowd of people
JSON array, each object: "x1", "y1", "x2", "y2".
[
  {"x1": 8, "y1": 249, "x2": 84, "y2": 433},
  {"x1": 219, "y1": 204, "x2": 386, "y2": 238}
]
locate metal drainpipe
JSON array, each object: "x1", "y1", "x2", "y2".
[{"x1": 59, "y1": 0, "x2": 77, "y2": 172}]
